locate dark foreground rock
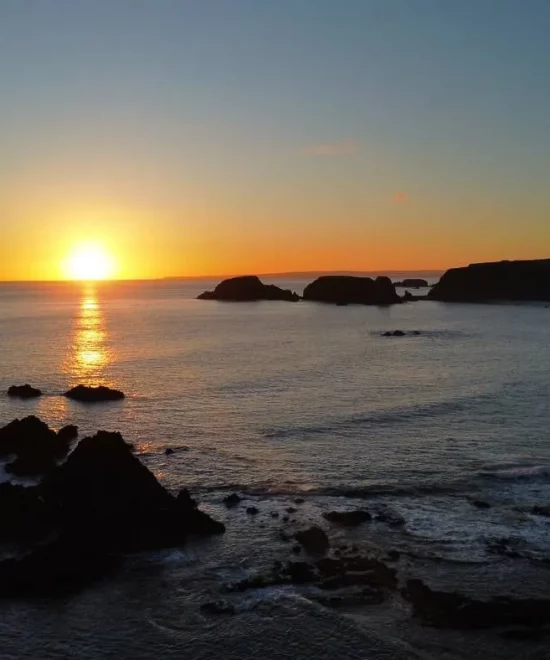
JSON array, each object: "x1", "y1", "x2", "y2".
[
  {"x1": 7, "y1": 384, "x2": 42, "y2": 399},
  {"x1": 403, "y1": 578, "x2": 550, "y2": 629},
  {"x1": 0, "y1": 420, "x2": 224, "y2": 596},
  {"x1": 394, "y1": 279, "x2": 428, "y2": 288},
  {"x1": 295, "y1": 526, "x2": 330, "y2": 555},
  {"x1": 430, "y1": 259, "x2": 550, "y2": 302},
  {"x1": 64, "y1": 384, "x2": 125, "y2": 402},
  {"x1": 0, "y1": 416, "x2": 74, "y2": 477},
  {"x1": 323, "y1": 510, "x2": 372, "y2": 527},
  {"x1": 303, "y1": 276, "x2": 400, "y2": 305},
  {"x1": 198, "y1": 276, "x2": 299, "y2": 302}
]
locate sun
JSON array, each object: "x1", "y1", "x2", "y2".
[{"x1": 64, "y1": 243, "x2": 116, "y2": 281}]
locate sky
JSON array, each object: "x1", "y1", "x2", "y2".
[{"x1": 1, "y1": 0, "x2": 549, "y2": 280}]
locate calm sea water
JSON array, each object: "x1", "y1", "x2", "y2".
[{"x1": 1, "y1": 277, "x2": 549, "y2": 658}]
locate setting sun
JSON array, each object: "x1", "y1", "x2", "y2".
[{"x1": 64, "y1": 244, "x2": 116, "y2": 281}]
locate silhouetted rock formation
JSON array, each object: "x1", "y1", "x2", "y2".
[
  {"x1": 394, "y1": 279, "x2": 428, "y2": 288},
  {"x1": 0, "y1": 419, "x2": 224, "y2": 595},
  {"x1": 198, "y1": 276, "x2": 299, "y2": 302},
  {"x1": 430, "y1": 259, "x2": 550, "y2": 302},
  {"x1": 64, "y1": 384, "x2": 125, "y2": 402},
  {"x1": 303, "y1": 276, "x2": 400, "y2": 305},
  {"x1": 7, "y1": 384, "x2": 42, "y2": 399},
  {"x1": 0, "y1": 416, "x2": 73, "y2": 477},
  {"x1": 294, "y1": 526, "x2": 329, "y2": 555}
]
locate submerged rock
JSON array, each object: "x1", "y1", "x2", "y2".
[
  {"x1": 198, "y1": 276, "x2": 299, "y2": 302},
  {"x1": 323, "y1": 510, "x2": 372, "y2": 527},
  {"x1": 64, "y1": 385, "x2": 125, "y2": 402},
  {"x1": 403, "y1": 578, "x2": 550, "y2": 629},
  {"x1": 430, "y1": 259, "x2": 550, "y2": 302},
  {"x1": 295, "y1": 526, "x2": 329, "y2": 555},
  {"x1": 303, "y1": 275, "x2": 400, "y2": 305},
  {"x1": 223, "y1": 493, "x2": 242, "y2": 508},
  {"x1": 7, "y1": 384, "x2": 42, "y2": 399}
]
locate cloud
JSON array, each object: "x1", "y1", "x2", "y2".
[
  {"x1": 391, "y1": 190, "x2": 409, "y2": 204},
  {"x1": 303, "y1": 140, "x2": 358, "y2": 156}
]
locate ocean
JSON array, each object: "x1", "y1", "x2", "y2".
[{"x1": 1, "y1": 277, "x2": 549, "y2": 659}]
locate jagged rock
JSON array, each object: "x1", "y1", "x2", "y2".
[
  {"x1": 303, "y1": 276, "x2": 400, "y2": 305},
  {"x1": 430, "y1": 259, "x2": 550, "y2": 302},
  {"x1": 7, "y1": 384, "x2": 42, "y2": 399},
  {"x1": 295, "y1": 526, "x2": 329, "y2": 555},
  {"x1": 57, "y1": 425, "x2": 78, "y2": 443},
  {"x1": 198, "y1": 276, "x2": 299, "y2": 302},
  {"x1": 64, "y1": 385, "x2": 125, "y2": 402},
  {"x1": 323, "y1": 510, "x2": 372, "y2": 527},
  {"x1": 0, "y1": 416, "x2": 72, "y2": 477},
  {"x1": 223, "y1": 493, "x2": 242, "y2": 508}
]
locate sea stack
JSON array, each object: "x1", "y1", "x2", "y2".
[
  {"x1": 303, "y1": 275, "x2": 400, "y2": 305},
  {"x1": 198, "y1": 276, "x2": 300, "y2": 302}
]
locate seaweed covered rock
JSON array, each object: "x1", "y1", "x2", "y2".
[
  {"x1": 64, "y1": 385, "x2": 125, "y2": 402},
  {"x1": 198, "y1": 276, "x2": 299, "y2": 302},
  {"x1": 303, "y1": 276, "x2": 400, "y2": 305}
]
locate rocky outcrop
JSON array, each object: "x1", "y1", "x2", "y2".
[
  {"x1": 64, "y1": 384, "x2": 125, "y2": 402},
  {"x1": 198, "y1": 276, "x2": 299, "y2": 302},
  {"x1": 0, "y1": 416, "x2": 73, "y2": 477},
  {"x1": 7, "y1": 384, "x2": 42, "y2": 399},
  {"x1": 430, "y1": 259, "x2": 550, "y2": 302},
  {"x1": 0, "y1": 418, "x2": 224, "y2": 595},
  {"x1": 394, "y1": 279, "x2": 428, "y2": 288},
  {"x1": 303, "y1": 276, "x2": 400, "y2": 305}
]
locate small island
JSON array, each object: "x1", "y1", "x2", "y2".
[
  {"x1": 303, "y1": 275, "x2": 400, "y2": 305},
  {"x1": 430, "y1": 259, "x2": 550, "y2": 302},
  {"x1": 394, "y1": 278, "x2": 429, "y2": 288},
  {"x1": 198, "y1": 275, "x2": 299, "y2": 302}
]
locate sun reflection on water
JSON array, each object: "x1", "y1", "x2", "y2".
[{"x1": 64, "y1": 284, "x2": 114, "y2": 386}]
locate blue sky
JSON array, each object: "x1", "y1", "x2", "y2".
[{"x1": 1, "y1": 0, "x2": 549, "y2": 278}]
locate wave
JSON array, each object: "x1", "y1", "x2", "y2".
[{"x1": 479, "y1": 464, "x2": 550, "y2": 483}]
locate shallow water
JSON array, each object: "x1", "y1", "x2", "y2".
[{"x1": 1, "y1": 278, "x2": 549, "y2": 657}]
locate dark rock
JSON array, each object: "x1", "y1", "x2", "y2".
[
  {"x1": 532, "y1": 505, "x2": 550, "y2": 517},
  {"x1": 246, "y1": 506, "x2": 259, "y2": 515},
  {"x1": 271, "y1": 511, "x2": 280, "y2": 518},
  {"x1": 41, "y1": 430, "x2": 225, "y2": 551},
  {"x1": 302, "y1": 276, "x2": 400, "y2": 305},
  {"x1": 387, "y1": 550, "x2": 401, "y2": 561},
  {"x1": 0, "y1": 416, "x2": 72, "y2": 477},
  {"x1": 223, "y1": 493, "x2": 242, "y2": 508},
  {"x1": 200, "y1": 600, "x2": 236, "y2": 615},
  {"x1": 292, "y1": 544, "x2": 302, "y2": 554},
  {"x1": 470, "y1": 499, "x2": 491, "y2": 509},
  {"x1": 64, "y1": 385, "x2": 125, "y2": 402},
  {"x1": 198, "y1": 276, "x2": 299, "y2": 302},
  {"x1": 176, "y1": 488, "x2": 197, "y2": 509},
  {"x1": 7, "y1": 384, "x2": 42, "y2": 399},
  {"x1": 295, "y1": 526, "x2": 329, "y2": 555},
  {"x1": 375, "y1": 510, "x2": 405, "y2": 527},
  {"x1": 282, "y1": 515, "x2": 289, "y2": 522},
  {"x1": 394, "y1": 279, "x2": 428, "y2": 288},
  {"x1": 403, "y1": 578, "x2": 550, "y2": 629},
  {"x1": 403, "y1": 290, "x2": 414, "y2": 301},
  {"x1": 382, "y1": 331, "x2": 392, "y2": 337},
  {"x1": 392, "y1": 330, "x2": 406, "y2": 336},
  {"x1": 286, "y1": 506, "x2": 297, "y2": 514},
  {"x1": 294, "y1": 497, "x2": 305, "y2": 504},
  {"x1": 287, "y1": 561, "x2": 316, "y2": 584},
  {"x1": 486, "y1": 538, "x2": 521, "y2": 559},
  {"x1": 323, "y1": 510, "x2": 372, "y2": 527},
  {"x1": 57, "y1": 424, "x2": 78, "y2": 443},
  {"x1": 164, "y1": 447, "x2": 175, "y2": 455},
  {"x1": 430, "y1": 259, "x2": 550, "y2": 303},
  {"x1": 0, "y1": 482, "x2": 54, "y2": 543}
]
